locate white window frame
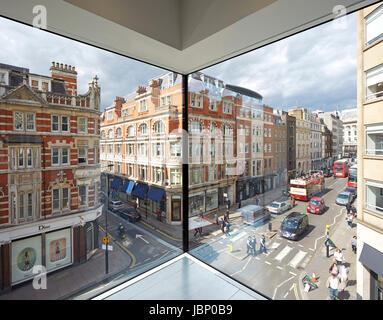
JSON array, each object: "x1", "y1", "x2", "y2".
[
  {"x1": 52, "y1": 115, "x2": 59, "y2": 132},
  {"x1": 78, "y1": 185, "x2": 88, "y2": 207},
  {"x1": 14, "y1": 111, "x2": 24, "y2": 131},
  {"x1": 365, "y1": 5, "x2": 383, "y2": 46},
  {"x1": 52, "y1": 148, "x2": 59, "y2": 166},
  {"x1": 52, "y1": 188, "x2": 60, "y2": 212},
  {"x1": 78, "y1": 117, "x2": 87, "y2": 134},
  {"x1": 26, "y1": 148, "x2": 33, "y2": 168},
  {"x1": 61, "y1": 116, "x2": 69, "y2": 132},
  {"x1": 62, "y1": 148, "x2": 69, "y2": 165},
  {"x1": 78, "y1": 148, "x2": 87, "y2": 164},
  {"x1": 26, "y1": 113, "x2": 35, "y2": 131}
]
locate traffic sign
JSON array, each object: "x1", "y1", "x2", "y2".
[
  {"x1": 102, "y1": 244, "x2": 113, "y2": 251},
  {"x1": 103, "y1": 236, "x2": 110, "y2": 244}
]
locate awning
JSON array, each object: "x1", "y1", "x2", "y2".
[
  {"x1": 147, "y1": 187, "x2": 165, "y2": 202},
  {"x1": 111, "y1": 177, "x2": 122, "y2": 190},
  {"x1": 121, "y1": 180, "x2": 131, "y2": 193},
  {"x1": 126, "y1": 181, "x2": 135, "y2": 195},
  {"x1": 359, "y1": 243, "x2": 383, "y2": 276},
  {"x1": 132, "y1": 183, "x2": 148, "y2": 199}
]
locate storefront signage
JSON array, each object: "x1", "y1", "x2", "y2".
[{"x1": 38, "y1": 224, "x2": 50, "y2": 231}]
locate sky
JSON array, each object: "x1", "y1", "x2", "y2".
[{"x1": 0, "y1": 12, "x2": 357, "y2": 112}]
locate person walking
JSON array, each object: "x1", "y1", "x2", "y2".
[
  {"x1": 220, "y1": 218, "x2": 226, "y2": 234},
  {"x1": 224, "y1": 212, "x2": 229, "y2": 224},
  {"x1": 346, "y1": 213, "x2": 353, "y2": 228},
  {"x1": 329, "y1": 262, "x2": 339, "y2": 276},
  {"x1": 351, "y1": 235, "x2": 357, "y2": 254},
  {"x1": 225, "y1": 221, "x2": 230, "y2": 235},
  {"x1": 334, "y1": 248, "x2": 344, "y2": 266},
  {"x1": 199, "y1": 207, "x2": 204, "y2": 218},
  {"x1": 251, "y1": 235, "x2": 257, "y2": 256},
  {"x1": 326, "y1": 273, "x2": 340, "y2": 300},
  {"x1": 259, "y1": 234, "x2": 267, "y2": 254},
  {"x1": 246, "y1": 236, "x2": 253, "y2": 255},
  {"x1": 346, "y1": 202, "x2": 352, "y2": 215},
  {"x1": 339, "y1": 263, "x2": 349, "y2": 292}
]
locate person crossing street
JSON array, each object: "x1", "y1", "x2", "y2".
[{"x1": 259, "y1": 234, "x2": 267, "y2": 254}]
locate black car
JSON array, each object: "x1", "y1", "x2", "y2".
[
  {"x1": 118, "y1": 208, "x2": 142, "y2": 223},
  {"x1": 280, "y1": 212, "x2": 309, "y2": 240},
  {"x1": 345, "y1": 187, "x2": 357, "y2": 201}
]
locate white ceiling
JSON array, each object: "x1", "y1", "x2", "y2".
[{"x1": 0, "y1": 0, "x2": 380, "y2": 74}]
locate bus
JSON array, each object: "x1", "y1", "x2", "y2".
[
  {"x1": 348, "y1": 164, "x2": 357, "y2": 188},
  {"x1": 333, "y1": 159, "x2": 349, "y2": 178},
  {"x1": 289, "y1": 175, "x2": 324, "y2": 201}
]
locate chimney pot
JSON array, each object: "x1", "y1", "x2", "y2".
[
  {"x1": 52, "y1": 61, "x2": 55, "y2": 66},
  {"x1": 68, "y1": 65, "x2": 71, "y2": 70},
  {"x1": 56, "y1": 63, "x2": 59, "y2": 68},
  {"x1": 65, "y1": 64, "x2": 67, "y2": 70},
  {"x1": 60, "y1": 63, "x2": 63, "y2": 69},
  {"x1": 72, "y1": 67, "x2": 75, "y2": 71}
]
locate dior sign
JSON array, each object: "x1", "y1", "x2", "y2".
[{"x1": 38, "y1": 225, "x2": 50, "y2": 231}]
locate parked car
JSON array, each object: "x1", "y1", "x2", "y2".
[
  {"x1": 345, "y1": 187, "x2": 357, "y2": 201},
  {"x1": 307, "y1": 196, "x2": 325, "y2": 214},
  {"x1": 335, "y1": 191, "x2": 353, "y2": 206},
  {"x1": 118, "y1": 207, "x2": 141, "y2": 223},
  {"x1": 109, "y1": 200, "x2": 125, "y2": 212},
  {"x1": 280, "y1": 212, "x2": 309, "y2": 240},
  {"x1": 266, "y1": 199, "x2": 292, "y2": 214},
  {"x1": 238, "y1": 205, "x2": 270, "y2": 226}
]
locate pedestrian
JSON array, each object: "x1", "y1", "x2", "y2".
[
  {"x1": 329, "y1": 262, "x2": 339, "y2": 276},
  {"x1": 351, "y1": 206, "x2": 357, "y2": 218},
  {"x1": 351, "y1": 235, "x2": 357, "y2": 254},
  {"x1": 334, "y1": 248, "x2": 343, "y2": 266},
  {"x1": 226, "y1": 209, "x2": 230, "y2": 222},
  {"x1": 225, "y1": 222, "x2": 230, "y2": 235},
  {"x1": 255, "y1": 195, "x2": 260, "y2": 206},
  {"x1": 156, "y1": 209, "x2": 161, "y2": 221},
  {"x1": 215, "y1": 213, "x2": 219, "y2": 225},
  {"x1": 346, "y1": 202, "x2": 352, "y2": 215},
  {"x1": 199, "y1": 207, "x2": 204, "y2": 218},
  {"x1": 246, "y1": 236, "x2": 252, "y2": 255},
  {"x1": 326, "y1": 273, "x2": 340, "y2": 300},
  {"x1": 346, "y1": 213, "x2": 353, "y2": 228},
  {"x1": 339, "y1": 263, "x2": 349, "y2": 292},
  {"x1": 227, "y1": 199, "x2": 231, "y2": 210},
  {"x1": 291, "y1": 197, "x2": 295, "y2": 207},
  {"x1": 198, "y1": 227, "x2": 202, "y2": 236},
  {"x1": 260, "y1": 234, "x2": 267, "y2": 254},
  {"x1": 193, "y1": 227, "x2": 199, "y2": 237},
  {"x1": 251, "y1": 236, "x2": 257, "y2": 256},
  {"x1": 238, "y1": 200, "x2": 242, "y2": 208},
  {"x1": 220, "y1": 218, "x2": 226, "y2": 234}
]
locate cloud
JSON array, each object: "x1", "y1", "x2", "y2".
[
  {"x1": 0, "y1": 17, "x2": 166, "y2": 111},
  {"x1": 202, "y1": 12, "x2": 357, "y2": 111}
]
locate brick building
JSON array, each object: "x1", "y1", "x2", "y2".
[{"x1": 0, "y1": 62, "x2": 102, "y2": 290}]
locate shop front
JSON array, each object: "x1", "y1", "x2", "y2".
[{"x1": 189, "y1": 188, "x2": 218, "y2": 216}]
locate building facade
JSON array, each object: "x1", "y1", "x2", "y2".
[
  {"x1": 356, "y1": 3, "x2": 383, "y2": 300},
  {"x1": 341, "y1": 108, "x2": 358, "y2": 158},
  {"x1": 0, "y1": 62, "x2": 102, "y2": 290},
  {"x1": 281, "y1": 112, "x2": 296, "y2": 181},
  {"x1": 273, "y1": 110, "x2": 287, "y2": 187},
  {"x1": 321, "y1": 119, "x2": 333, "y2": 169},
  {"x1": 100, "y1": 72, "x2": 183, "y2": 224},
  {"x1": 309, "y1": 113, "x2": 323, "y2": 170}
]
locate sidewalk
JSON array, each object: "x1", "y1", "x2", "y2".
[
  {"x1": 0, "y1": 227, "x2": 132, "y2": 300},
  {"x1": 298, "y1": 208, "x2": 357, "y2": 300}
]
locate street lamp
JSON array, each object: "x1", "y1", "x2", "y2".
[{"x1": 102, "y1": 163, "x2": 114, "y2": 274}]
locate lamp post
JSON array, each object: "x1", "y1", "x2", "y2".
[{"x1": 103, "y1": 164, "x2": 114, "y2": 274}]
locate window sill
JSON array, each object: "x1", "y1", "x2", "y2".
[{"x1": 364, "y1": 97, "x2": 383, "y2": 106}]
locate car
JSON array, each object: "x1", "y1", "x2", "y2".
[
  {"x1": 335, "y1": 191, "x2": 353, "y2": 206},
  {"x1": 280, "y1": 212, "x2": 309, "y2": 240},
  {"x1": 307, "y1": 196, "x2": 325, "y2": 214},
  {"x1": 345, "y1": 187, "x2": 357, "y2": 201},
  {"x1": 237, "y1": 205, "x2": 271, "y2": 226},
  {"x1": 109, "y1": 200, "x2": 124, "y2": 212},
  {"x1": 118, "y1": 208, "x2": 142, "y2": 223},
  {"x1": 266, "y1": 199, "x2": 292, "y2": 214}
]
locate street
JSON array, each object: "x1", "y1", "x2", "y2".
[{"x1": 189, "y1": 176, "x2": 354, "y2": 299}]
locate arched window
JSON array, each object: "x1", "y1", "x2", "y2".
[
  {"x1": 108, "y1": 129, "x2": 113, "y2": 139},
  {"x1": 116, "y1": 127, "x2": 122, "y2": 138},
  {"x1": 127, "y1": 126, "x2": 135, "y2": 137},
  {"x1": 101, "y1": 130, "x2": 106, "y2": 139},
  {"x1": 210, "y1": 122, "x2": 217, "y2": 135},
  {"x1": 153, "y1": 121, "x2": 165, "y2": 134},
  {"x1": 139, "y1": 123, "x2": 148, "y2": 135}
]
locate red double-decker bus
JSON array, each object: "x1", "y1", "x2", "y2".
[
  {"x1": 289, "y1": 175, "x2": 324, "y2": 201},
  {"x1": 333, "y1": 159, "x2": 349, "y2": 178},
  {"x1": 348, "y1": 164, "x2": 357, "y2": 188}
]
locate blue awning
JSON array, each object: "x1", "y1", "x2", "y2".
[
  {"x1": 132, "y1": 183, "x2": 148, "y2": 199},
  {"x1": 111, "y1": 177, "x2": 122, "y2": 190},
  {"x1": 147, "y1": 187, "x2": 165, "y2": 202},
  {"x1": 121, "y1": 180, "x2": 131, "y2": 193},
  {"x1": 126, "y1": 181, "x2": 135, "y2": 195}
]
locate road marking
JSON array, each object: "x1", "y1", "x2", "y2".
[
  {"x1": 283, "y1": 292, "x2": 289, "y2": 299},
  {"x1": 293, "y1": 283, "x2": 300, "y2": 300},
  {"x1": 314, "y1": 207, "x2": 345, "y2": 250},
  {"x1": 211, "y1": 230, "x2": 221, "y2": 236},
  {"x1": 265, "y1": 261, "x2": 272, "y2": 265},
  {"x1": 309, "y1": 248, "x2": 315, "y2": 251},
  {"x1": 274, "y1": 246, "x2": 292, "y2": 262},
  {"x1": 277, "y1": 266, "x2": 283, "y2": 270},
  {"x1": 255, "y1": 257, "x2": 260, "y2": 260},
  {"x1": 289, "y1": 284, "x2": 294, "y2": 291},
  {"x1": 298, "y1": 244, "x2": 304, "y2": 248},
  {"x1": 270, "y1": 242, "x2": 281, "y2": 249},
  {"x1": 272, "y1": 275, "x2": 295, "y2": 299},
  {"x1": 288, "y1": 250, "x2": 307, "y2": 269},
  {"x1": 136, "y1": 234, "x2": 149, "y2": 244},
  {"x1": 300, "y1": 255, "x2": 311, "y2": 270},
  {"x1": 231, "y1": 231, "x2": 247, "y2": 242},
  {"x1": 144, "y1": 258, "x2": 150, "y2": 262},
  {"x1": 289, "y1": 271, "x2": 297, "y2": 276},
  {"x1": 230, "y1": 256, "x2": 252, "y2": 276},
  {"x1": 139, "y1": 220, "x2": 182, "y2": 242}
]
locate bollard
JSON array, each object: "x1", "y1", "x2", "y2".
[
  {"x1": 268, "y1": 222, "x2": 272, "y2": 232},
  {"x1": 230, "y1": 243, "x2": 233, "y2": 252}
]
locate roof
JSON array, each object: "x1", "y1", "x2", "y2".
[
  {"x1": 310, "y1": 196, "x2": 323, "y2": 201},
  {"x1": 0, "y1": 63, "x2": 29, "y2": 74},
  {"x1": 225, "y1": 84, "x2": 263, "y2": 101},
  {"x1": 285, "y1": 212, "x2": 306, "y2": 220}
]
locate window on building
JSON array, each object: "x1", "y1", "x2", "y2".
[
  {"x1": 53, "y1": 189, "x2": 60, "y2": 211},
  {"x1": 27, "y1": 192, "x2": 33, "y2": 217},
  {"x1": 19, "y1": 193, "x2": 24, "y2": 219},
  {"x1": 78, "y1": 148, "x2": 87, "y2": 164},
  {"x1": 101, "y1": 131, "x2": 106, "y2": 139},
  {"x1": 366, "y1": 64, "x2": 383, "y2": 101},
  {"x1": 189, "y1": 120, "x2": 203, "y2": 133},
  {"x1": 18, "y1": 148, "x2": 24, "y2": 168},
  {"x1": 26, "y1": 113, "x2": 35, "y2": 131},
  {"x1": 79, "y1": 185, "x2": 87, "y2": 206},
  {"x1": 154, "y1": 121, "x2": 165, "y2": 134},
  {"x1": 139, "y1": 100, "x2": 147, "y2": 112},
  {"x1": 365, "y1": 5, "x2": 383, "y2": 46},
  {"x1": 366, "y1": 124, "x2": 383, "y2": 156},
  {"x1": 170, "y1": 142, "x2": 181, "y2": 157},
  {"x1": 127, "y1": 126, "x2": 135, "y2": 137},
  {"x1": 223, "y1": 101, "x2": 232, "y2": 114},
  {"x1": 62, "y1": 188, "x2": 69, "y2": 209},
  {"x1": 116, "y1": 127, "x2": 122, "y2": 138},
  {"x1": 52, "y1": 148, "x2": 59, "y2": 165},
  {"x1": 78, "y1": 117, "x2": 87, "y2": 133},
  {"x1": 170, "y1": 169, "x2": 181, "y2": 185},
  {"x1": 62, "y1": 116, "x2": 69, "y2": 132},
  {"x1": 107, "y1": 111, "x2": 113, "y2": 121},
  {"x1": 14, "y1": 111, "x2": 24, "y2": 130},
  {"x1": 62, "y1": 148, "x2": 69, "y2": 164},
  {"x1": 139, "y1": 123, "x2": 148, "y2": 135}
]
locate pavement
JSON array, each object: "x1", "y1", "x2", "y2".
[{"x1": 298, "y1": 204, "x2": 357, "y2": 300}]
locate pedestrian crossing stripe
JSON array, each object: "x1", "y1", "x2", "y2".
[
  {"x1": 288, "y1": 250, "x2": 307, "y2": 268},
  {"x1": 274, "y1": 245, "x2": 292, "y2": 262}
]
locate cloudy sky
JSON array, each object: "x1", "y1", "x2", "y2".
[{"x1": 0, "y1": 12, "x2": 357, "y2": 112}]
